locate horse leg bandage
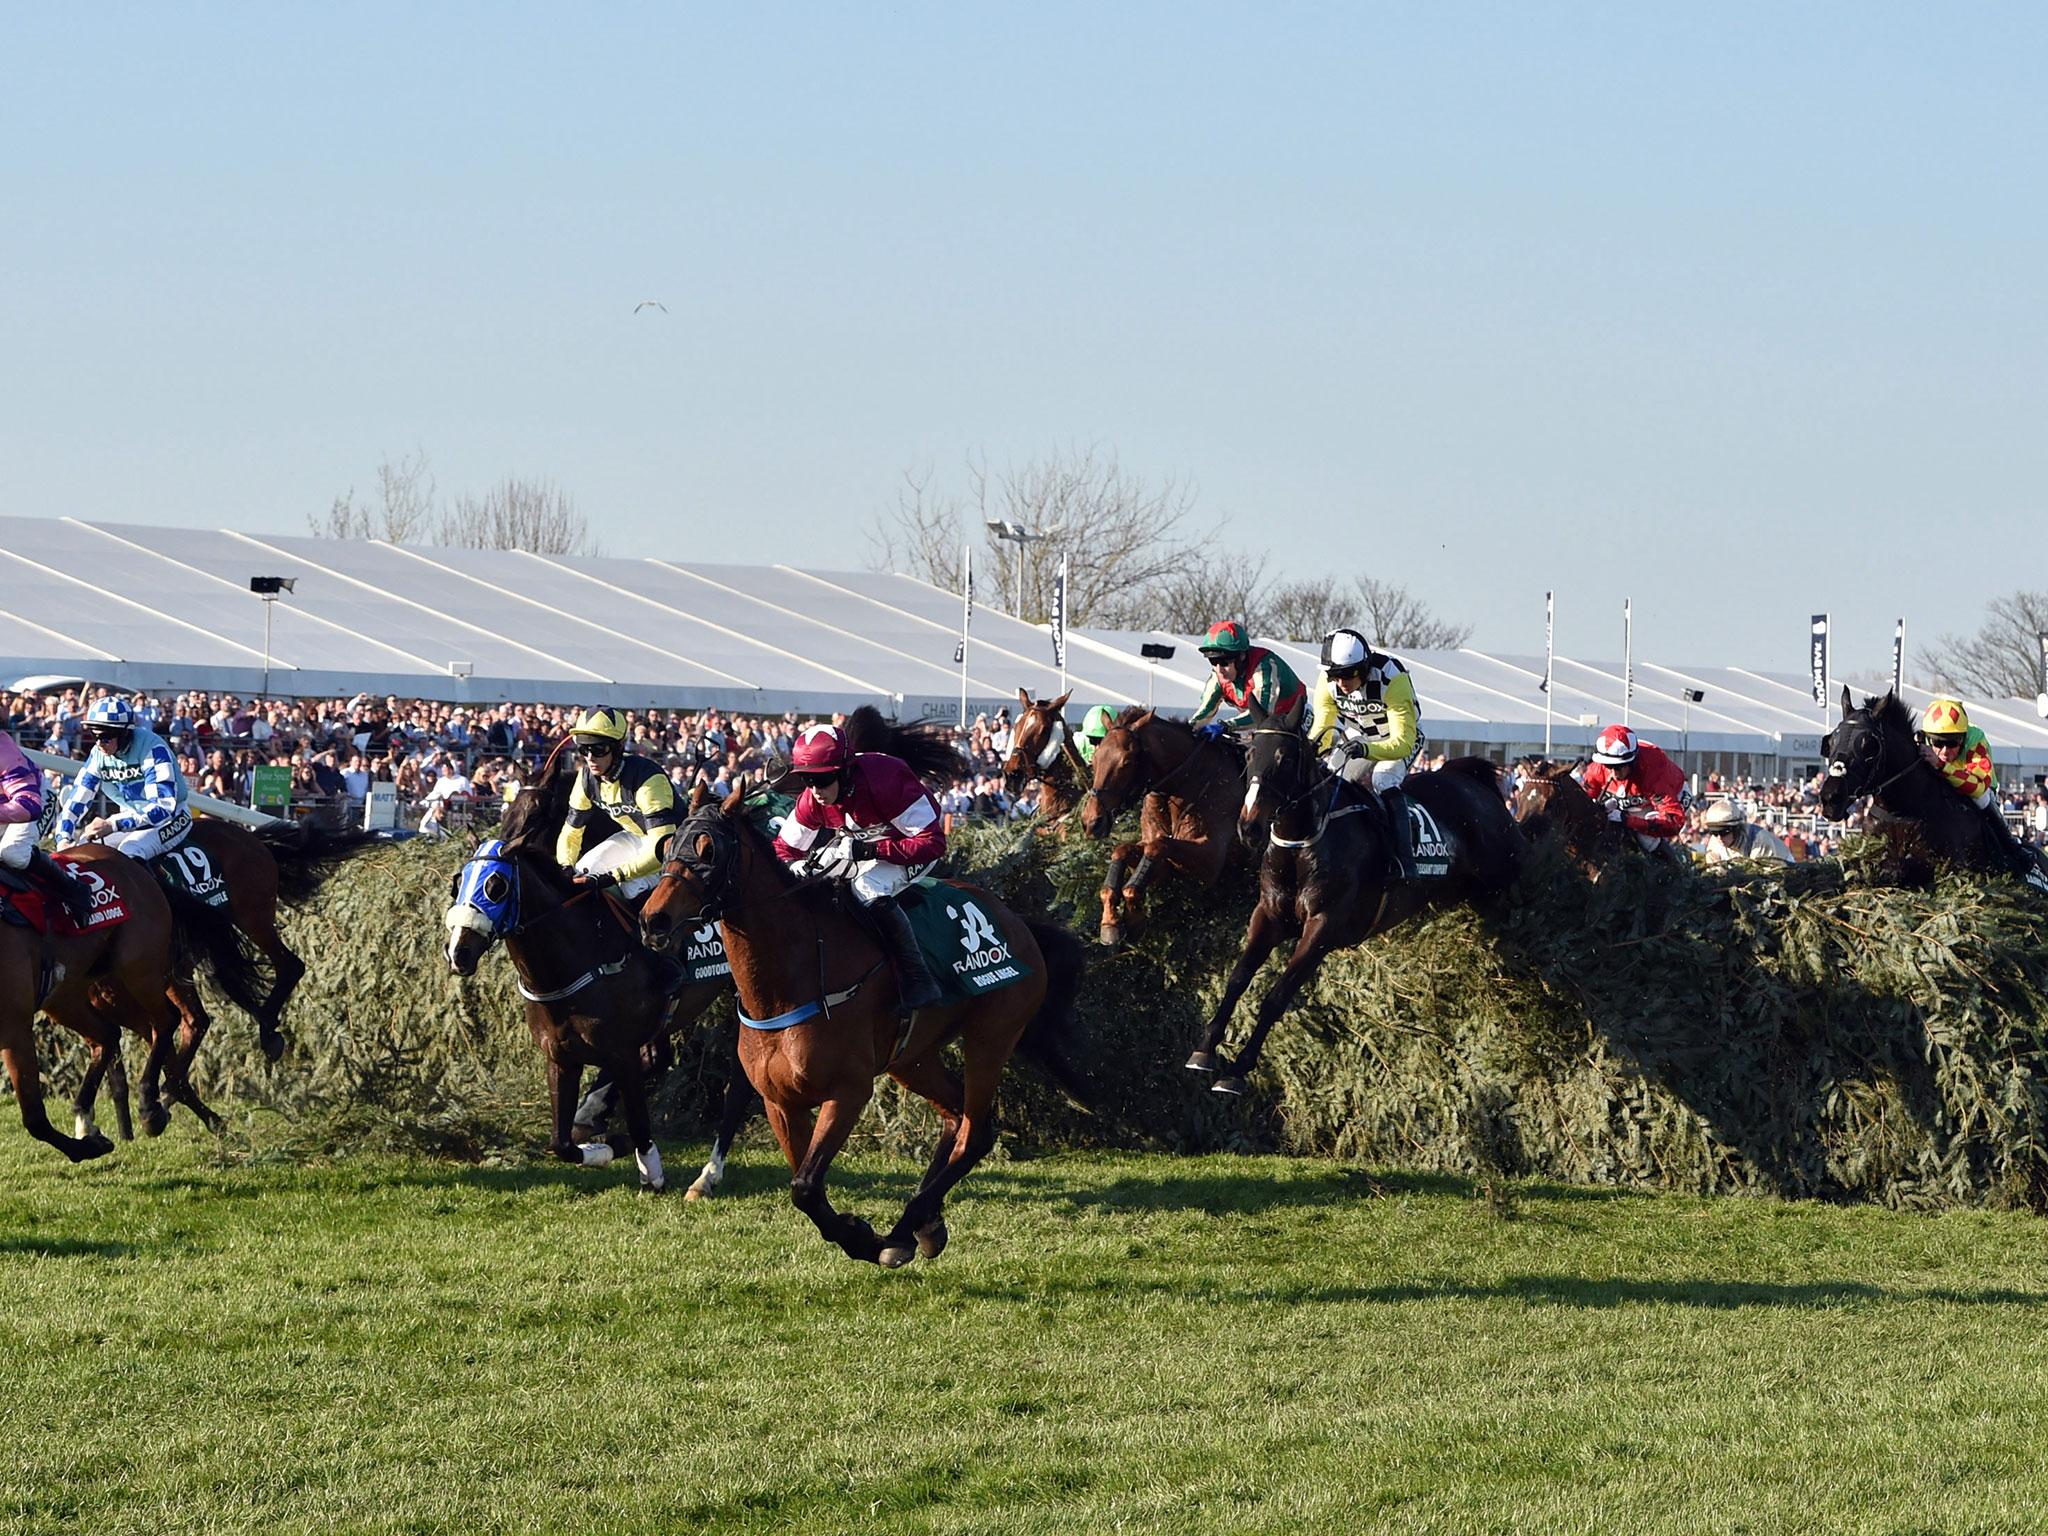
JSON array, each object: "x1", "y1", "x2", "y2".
[
  {"x1": 577, "y1": 1141, "x2": 614, "y2": 1168},
  {"x1": 637, "y1": 1145, "x2": 664, "y2": 1189}
]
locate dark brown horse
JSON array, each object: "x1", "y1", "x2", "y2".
[
  {"x1": 1079, "y1": 708, "x2": 1248, "y2": 948},
  {"x1": 639, "y1": 791, "x2": 1088, "y2": 1266},
  {"x1": 1191, "y1": 699, "x2": 1522, "y2": 1096},
  {"x1": 1820, "y1": 687, "x2": 2048, "y2": 894},
  {"x1": 164, "y1": 818, "x2": 381, "y2": 1063},
  {"x1": 443, "y1": 750, "x2": 731, "y2": 1193},
  {"x1": 4, "y1": 845, "x2": 259, "y2": 1158},
  {"x1": 1001, "y1": 689, "x2": 1087, "y2": 830},
  {"x1": 1509, "y1": 759, "x2": 1627, "y2": 875}
]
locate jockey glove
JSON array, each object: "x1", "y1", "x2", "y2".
[{"x1": 1196, "y1": 723, "x2": 1227, "y2": 741}]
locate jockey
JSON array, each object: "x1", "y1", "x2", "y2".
[
  {"x1": 554, "y1": 706, "x2": 688, "y2": 997},
  {"x1": 1310, "y1": 627, "x2": 1424, "y2": 880},
  {"x1": 1190, "y1": 620, "x2": 1307, "y2": 739},
  {"x1": 554, "y1": 706, "x2": 681, "y2": 902},
  {"x1": 1696, "y1": 798, "x2": 1792, "y2": 864},
  {"x1": 1916, "y1": 698, "x2": 2038, "y2": 878},
  {"x1": 54, "y1": 697, "x2": 194, "y2": 865},
  {"x1": 0, "y1": 727, "x2": 95, "y2": 925},
  {"x1": 1580, "y1": 725, "x2": 1688, "y2": 852},
  {"x1": 1076, "y1": 704, "x2": 1116, "y2": 766},
  {"x1": 772, "y1": 722, "x2": 946, "y2": 1011}
]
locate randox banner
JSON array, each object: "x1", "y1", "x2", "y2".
[
  {"x1": 1810, "y1": 614, "x2": 1830, "y2": 705},
  {"x1": 1050, "y1": 557, "x2": 1066, "y2": 670},
  {"x1": 1892, "y1": 619, "x2": 1906, "y2": 698}
]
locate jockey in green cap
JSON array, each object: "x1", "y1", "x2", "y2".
[
  {"x1": 1189, "y1": 620, "x2": 1307, "y2": 739},
  {"x1": 1077, "y1": 704, "x2": 1116, "y2": 765}
]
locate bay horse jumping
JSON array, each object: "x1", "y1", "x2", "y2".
[
  {"x1": 1820, "y1": 687, "x2": 2048, "y2": 895},
  {"x1": 443, "y1": 748, "x2": 733, "y2": 1194},
  {"x1": 164, "y1": 817, "x2": 382, "y2": 1064},
  {"x1": 640, "y1": 790, "x2": 1089, "y2": 1267},
  {"x1": 1079, "y1": 708, "x2": 1249, "y2": 948},
  {"x1": 1191, "y1": 697, "x2": 1522, "y2": 1096},
  {"x1": 1510, "y1": 759, "x2": 1628, "y2": 875},
  {"x1": 4, "y1": 846, "x2": 262, "y2": 1158},
  {"x1": 1002, "y1": 689, "x2": 1087, "y2": 830}
]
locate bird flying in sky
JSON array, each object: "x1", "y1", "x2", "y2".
[{"x1": 633, "y1": 300, "x2": 668, "y2": 313}]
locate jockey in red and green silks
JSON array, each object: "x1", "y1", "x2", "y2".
[{"x1": 1188, "y1": 620, "x2": 1307, "y2": 738}]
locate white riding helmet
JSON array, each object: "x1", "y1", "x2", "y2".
[
  {"x1": 1320, "y1": 628, "x2": 1370, "y2": 674},
  {"x1": 1699, "y1": 799, "x2": 1747, "y2": 830}
]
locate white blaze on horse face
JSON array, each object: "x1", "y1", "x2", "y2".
[
  {"x1": 1827, "y1": 761, "x2": 1847, "y2": 777},
  {"x1": 1243, "y1": 776, "x2": 1261, "y2": 814}
]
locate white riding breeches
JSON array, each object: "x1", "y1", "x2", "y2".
[
  {"x1": 1335, "y1": 754, "x2": 1411, "y2": 794},
  {"x1": 574, "y1": 830, "x2": 660, "y2": 900},
  {"x1": 0, "y1": 820, "x2": 34, "y2": 870},
  {"x1": 848, "y1": 858, "x2": 933, "y2": 907},
  {"x1": 102, "y1": 808, "x2": 192, "y2": 862}
]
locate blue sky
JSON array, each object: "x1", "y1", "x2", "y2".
[{"x1": 4, "y1": 4, "x2": 2042, "y2": 674}]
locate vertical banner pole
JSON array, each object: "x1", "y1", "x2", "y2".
[
  {"x1": 1052, "y1": 554, "x2": 1068, "y2": 695},
  {"x1": 959, "y1": 543, "x2": 973, "y2": 729},
  {"x1": 1810, "y1": 612, "x2": 1830, "y2": 730},
  {"x1": 1622, "y1": 597, "x2": 1633, "y2": 727},
  {"x1": 1543, "y1": 590, "x2": 1554, "y2": 757},
  {"x1": 1892, "y1": 618, "x2": 1905, "y2": 698}
]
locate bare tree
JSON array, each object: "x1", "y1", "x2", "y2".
[
  {"x1": 1920, "y1": 590, "x2": 2048, "y2": 697},
  {"x1": 437, "y1": 475, "x2": 597, "y2": 557},
  {"x1": 1352, "y1": 576, "x2": 1471, "y2": 651},
  {"x1": 309, "y1": 449, "x2": 437, "y2": 542},
  {"x1": 867, "y1": 445, "x2": 1206, "y2": 626},
  {"x1": 1266, "y1": 576, "x2": 1356, "y2": 643},
  {"x1": 1145, "y1": 547, "x2": 1273, "y2": 638}
]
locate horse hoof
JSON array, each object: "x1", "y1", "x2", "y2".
[
  {"x1": 142, "y1": 1106, "x2": 170, "y2": 1138},
  {"x1": 1098, "y1": 925, "x2": 1121, "y2": 949},
  {"x1": 683, "y1": 1182, "x2": 711, "y2": 1202},
  {"x1": 640, "y1": 1180, "x2": 667, "y2": 1196},
  {"x1": 72, "y1": 1134, "x2": 116, "y2": 1162},
  {"x1": 878, "y1": 1245, "x2": 916, "y2": 1269},
  {"x1": 915, "y1": 1219, "x2": 948, "y2": 1261},
  {"x1": 73, "y1": 1113, "x2": 98, "y2": 1141},
  {"x1": 258, "y1": 1028, "x2": 286, "y2": 1063},
  {"x1": 1211, "y1": 1074, "x2": 1249, "y2": 1097},
  {"x1": 1185, "y1": 1050, "x2": 1215, "y2": 1073}
]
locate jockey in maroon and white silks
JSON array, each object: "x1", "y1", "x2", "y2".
[
  {"x1": 773, "y1": 722, "x2": 947, "y2": 1010},
  {"x1": 1579, "y1": 724, "x2": 1688, "y2": 850},
  {"x1": 0, "y1": 727, "x2": 95, "y2": 924}
]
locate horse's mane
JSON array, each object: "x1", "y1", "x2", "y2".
[
  {"x1": 1114, "y1": 706, "x2": 1194, "y2": 739},
  {"x1": 1855, "y1": 692, "x2": 1917, "y2": 738},
  {"x1": 844, "y1": 703, "x2": 966, "y2": 786},
  {"x1": 500, "y1": 745, "x2": 578, "y2": 858}
]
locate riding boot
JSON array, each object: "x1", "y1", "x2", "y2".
[
  {"x1": 1378, "y1": 787, "x2": 1419, "y2": 883},
  {"x1": 27, "y1": 847, "x2": 95, "y2": 927},
  {"x1": 1982, "y1": 805, "x2": 2047, "y2": 886},
  {"x1": 873, "y1": 898, "x2": 944, "y2": 1013}
]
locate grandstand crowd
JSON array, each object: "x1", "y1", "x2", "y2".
[{"x1": 7, "y1": 682, "x2": 2047, "y2": 854}]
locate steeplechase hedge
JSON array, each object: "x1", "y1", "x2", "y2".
[{"x1": 29, "y1": 814, "x2": 2048, "y2": 1210}]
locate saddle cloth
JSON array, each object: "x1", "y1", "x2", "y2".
[
  {"x1": 898, "y1": 878, "x2": 1032, "y2": 1001},
  {"x1": 0, "y1": 857, "x2": 134, "y2": 934}
]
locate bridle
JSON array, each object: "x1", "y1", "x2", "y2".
[
  {"x1": 654, "y1": 806, "x2": 741, "y2": 923},
  {"x1": 1824, "y1": 709, "x2": 1920, "y2": 806},
  {"x1": 1087, "y1": 719, "x2": 1223, "y2": 820}
]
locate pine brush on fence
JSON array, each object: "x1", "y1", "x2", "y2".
[{"x1": 26, "y1": 820, "x2": 2048, "y2": 1210}]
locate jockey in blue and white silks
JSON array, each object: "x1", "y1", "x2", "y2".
[{"x1": 54, "y1": 697, "x2": 193, "y2": 862}]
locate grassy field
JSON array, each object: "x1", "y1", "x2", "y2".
[{"x1": 4, "y1": 1126, "x2": 2047, "y2": 1535}]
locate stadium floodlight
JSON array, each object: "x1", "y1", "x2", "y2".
[
  {"x1": 1681, "y1": 689, "x2": 1705, "y2": 754},
  {"x1": 1139, "y1": 641, "x2": 1177, "y2": 707},
  {"x1": 249, "y1": 577, "x2": 297, "y2": 701},
  {"x1": 984, "y1": 520, "x2": 1061, "y2": 615},
  {"x1": 449, "y1": 661, "x2": 474, "y2": 679}
]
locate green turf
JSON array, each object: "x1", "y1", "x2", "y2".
[{"x1": 3, "y1": 1129, "x2": 2045, "y2": 1535}]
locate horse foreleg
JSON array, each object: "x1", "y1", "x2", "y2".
[
  {"x1": 249, "y1": 928, "x2": 304, "y2": 1063},
  {"x1": 1214, "y1": 916, "x2": 1335, "y2": 1097},
  {"x1": 63, "y1": 994, "x2": 121, "y2": 1143},
  {"x1": 789, "y1": 1092, "x2": 882, "y2": 1264},
  {"x1": 1188, "y1": 901, "x2": 1287, "y2": 1073},
  {"x1": 1100, "y1": 842, "x2": 1140, "y2": 947},
  {"x1": 688, "y1": 1050, "x2": 759, "y2": 1201},
  {"x1": 108, "y1": 1050, "x2": 133, "y2": 1142},
  {"x1": 545, "y1": 1052, "x2": 600, "y2": 1167},
  {"x1": 611, "y1": 1056, "x2": 665, "y2": 1193}
]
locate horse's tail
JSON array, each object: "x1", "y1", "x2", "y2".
[
  {"x1": 253, "y1": 819, "x2": 382, "y2": 905},
  {"x1": 844, "y1": 703, "x2": 966, "y2": 787},
  {"x1": 163, "y1": 884, "x2": 271, "y2": 1022},
  {"x1": 1016, "y1": 919, "x2": 1097, "y2": 1112}
]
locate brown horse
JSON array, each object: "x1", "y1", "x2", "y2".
[
  {"x1": 1510, "y1": 759, "x2": 1683, "y2": 876},
  {"x1": 1079, "y1": 708, "x2": 1248, "y2": 947},
  {"x1": 3, "y1": 846, "x2": 257, "y2": 1159},
  {"x1": 1190, "y1": 699, "x2": 1522, "y2": 1096},
  {"x1": 640, "y1": 791, "x2": 1088, "y2": 1267},
  {"x1": 1001, "y1": 689, "x2": 1088, "y2": 830},
  {"x1": 164, "y1": 818, "x2": 381, "y2": 1063}
]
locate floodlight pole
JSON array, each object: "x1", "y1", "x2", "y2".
[
  {"x1": 260, "y1": 594, "x2": 276, "y2": 703},
  {"x1": 985, "y1": 520, "x2": 1060, "y2": 619}
]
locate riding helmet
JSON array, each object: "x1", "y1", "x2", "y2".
[
  {"x1": 1200, "y1": 619, "x2": 1251, "y2": 659},
  {"x1": 1320, "y1": 628, "x2": 1370, "y2": 674},
  {"x1": 1918, "y1": 698, "x2": 1970, "y2": 738},
  {"x1": 789, "y1": 723, "x2": 851, "y2": 776},
  {"x1": 1592, "y1": 724, "x2": 1639, "y2": 765}
]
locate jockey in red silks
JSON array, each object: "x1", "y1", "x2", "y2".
[
  {"x1": 1579, "y1": 724, "x2": 1689, "y2": 853},
  {"x1": 0, "y1": 727, "x2": 95, "y2": 925},
  {"x1": 772, "y1": 723, "x2": 947, "y2": 1011}
]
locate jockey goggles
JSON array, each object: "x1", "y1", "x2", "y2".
[
  {"x1": 573, "y1": 737, "x2": 618, "y2": 756},
  {"x1": 1924, "y1": 732, "x2": 1967, "y2": 750}
]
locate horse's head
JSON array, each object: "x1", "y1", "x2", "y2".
[
  {"x1": 443, "y1": 838, "x2": 525, "y2": 975},
  {"x1": 1082, "y1": 707, "x2": 1153, "y2": 838},
  {"x1": 1002, "y1": 688, "x2": 1073, "y2": 797},
  {"x1": 1819, "y1": 685, "x2": 1912, "y2": 820},
  {"x1": 1510, "y1": 760, "x2": 1579, "y2": 833},
  {"x1": 642, "y1": 789, "x2": 744, "y2": 953},
  {"x1": 1238, "y1": 696, "x2": 1310, "y2": 846}
]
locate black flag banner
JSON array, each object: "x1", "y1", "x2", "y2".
[{"x1": 1810, "y1": 615, "x2": 1829, "y2": 706}]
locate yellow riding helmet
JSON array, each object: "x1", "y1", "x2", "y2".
[
  {"x1": 1918, "y1": 698, "x2": 1970, "y2": 736},
  {"x1": 570, "y1": 706, "x2": 628, "y2": 744}
]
